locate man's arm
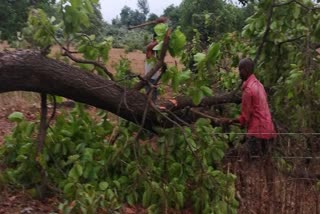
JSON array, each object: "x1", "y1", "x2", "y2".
[
  {"x1": 146, "y1": 41, "x2": 158, "y2": 59},
  {"x1": 155, "y1": 17, "x2": 167, "y2": 23},
  {"x1": 219, "y1": 118, "x2": 239, "y2": 125},
  {"x1": 220, "y1": 89, "x2": 253, "y2": 126},
  {"x1": 147, "y1": 41, "x2": 158, "y2": 50}
]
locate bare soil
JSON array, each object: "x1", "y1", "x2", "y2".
[
  {"x1": 107, "y1": 48, "x2": 182, "y2": 75},
  {"x1": 0, "y1": 191, "x2": 58, "y2": 214}
]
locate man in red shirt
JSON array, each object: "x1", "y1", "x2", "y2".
[{"x1": 223, "y1": 58, "x2": 276, "y2": 156}]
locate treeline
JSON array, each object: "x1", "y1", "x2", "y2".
[
  {"x1": 0, "y1": 0, "x2": 254, "y2": 50},
  {"x1": 0, "y1": 0, "x2": 57, "y2": 40}
]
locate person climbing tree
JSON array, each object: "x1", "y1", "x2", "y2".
[{"x1": 144, "y1": 33, "x2": 160, "y2": 101}]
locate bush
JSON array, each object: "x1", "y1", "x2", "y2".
[
  {"x1": 0, "y1": 105, "x2": 238, "y2": 213},
  {"x1": 105, "y1": 25, "x2": 151, "y2": 52}
]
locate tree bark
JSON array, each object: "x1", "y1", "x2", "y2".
[{"x1": 0, "y1": 50, "x2": 241, "y2": 130}]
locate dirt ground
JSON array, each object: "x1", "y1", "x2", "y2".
[
  {"x1": 107, "y1": 48, "x2": 182, "y2": 75},
  {"x1": 0, "y1": 191, "x2": 59, "y2": 214}
]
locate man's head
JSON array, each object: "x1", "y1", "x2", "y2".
[{"x1": 238, "y1": 58, "x2": 254, "y2": 81}]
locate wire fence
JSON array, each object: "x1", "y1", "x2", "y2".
[{"x1": 222, "y1": 132, "x2": 320, "y2": 214}]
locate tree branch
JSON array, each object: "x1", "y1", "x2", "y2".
[
  {"x1": 273, "y1": 0, "x2": 319, "y2": 10},
  {"x1": 37, "y1": 93, "x2": 48, "y2": 155},
  {"x1": 158, "y1": 92, "x2": 241, "y2": 112},
  {"x1": 62, "y1": 48, "x2": 114, "y2": 81},
  {"x1": 254, "y1": 0, "x2": 275, "y2": 64},
  {"x1": 0, "y1": 50, "x2": 241, "y2": 130},
  {"x1": 278, "y1": 35, "x2": 306, "y2": 45}
]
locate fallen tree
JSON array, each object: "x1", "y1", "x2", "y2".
[{"x1": 0, "y1": 50, "x2": 241, "y2": 130}]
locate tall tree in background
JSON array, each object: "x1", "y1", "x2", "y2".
[
  {"x1": 84, "y1": 3, "x2": 108, "y2": 37},
  {"x1": 0, "y1": 0, "x2": 56, "y2": 40},
  {"x1": 179, "y1": 0, "x2": 252, "y2": 43},
  {"x1": 119, "y1": 6, "x2": 131, "y2": 26},
  {"x1": 147, "y1": 13, "x2": 159, "y2": 22},
  {"x1": 137, "y1": 0, "x2": 150, "y2": 16},
  {"x1": 119, "y1": 5, "x2": 146, "y2": 26},
  {"x1": 162, "y1": 4, "x2": 180, "y2": 28}
]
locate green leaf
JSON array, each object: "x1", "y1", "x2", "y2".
[
  {"x1": 8, "y1": 112, "x2": 24, "y2": 122},
  {"x1": 54, "y1": 96, "x2": 64, "y2": 104},
  {"x1": 179, "y1": 70, "x2": 192, "y2": 81},
  {"x1": 142, "y1": 190, "x2": 150, "y2": 207},
  {"x1": 118, "y1": 176, "x2": 128, "y2": 184},
  {"x1": 161, "y1": 68, "x2": 173, "y2": 83},
  {"x1": 107, "y1": 189, "x2": 114, "y2": 199},
  {"x1": 287, "y1": 91, "x2": 294, "y2": 99},
  {"x1": 75, "y1": 164, "x2": 83, "y2": 176},
  {"x1": 61, "y1": 130, "x2": 73, "y2": 137},
  {"x1": 196, "y1": 118, "x2": 211, "y2": 127},
  {"x1": 83, "y1": 148, "x2": 93, "y2": 161},
  {"x1": 194, "y1": 53, "x2": 206, "y2": 65},
  {"x1": 154, "y1": 23, "x2": 168, "y2": 39},
  {"x1": 127, "y1": 194, "x2": 135, "y2": 205},
  {"x1": 25, "y1": 123, "x2": 35, "y2": 136},
  {"x1": 69, "y1": 163, "x2": 83, "y2": 179},
  {"x1": 16, "y1": 155, "x2": 27, "y2": 162},
  {"x1": 270, "y1": 21, "x2": 277, "y2": 30},
  {"x1": 207, "y1": 43, "x2": 220, "y2": 67},
  {"x1": 176, "y1": 192, "x2": 184, "y2": 207},
  {"x1": 68, "y1": 154, "x2": 80, "y2": 162},
  {"x1": 314, "y1": 22, "x2": 320, "y2": 40},
  {"x1": 153, "y1": 41, "x2": 163, "y2": 51},
  {"x1": 70, "y1": 0, "x2": 81, "y2": 8},
  {"x1": 63, "y1": 183, "x2": 74, "y2": 194},
  {"x1": 99, "y1": 182, "x2": 109, "y2": 191},
  {"x1": 147, "y1": 204, "x2": 157, "y2": 213},
  {"x1": 293, "y1": 6, "x2": 300, "y2": 19},
  {"x1": 191, "y1": 88, "x2": 204, "y2": 105},
  {"x1": 289, "y1": 70, "x2": 303, "y2": 79},
  {"x1": 169, "y1": 27, "x2": 186, "y2": 57},
  {"x1": 187, "y1": 138, "x2": 197, "y2": 151},
  {"x1": 200, "y1": 86, "x2": 213, "y2": 96},
  {"x1": 84, "y1": 0, "x2": 94, "y2": 13},
  {"x1": 169, "y1": 163, "x2": 182, "y2": 178},
  {"x1": 113, "y1": 180, "x2": 121, "y2": 189}
]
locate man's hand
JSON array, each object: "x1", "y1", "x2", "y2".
[
  {"x1": 220, "y1": 118, "x2": 240, "y2": 126},
  {"x1": 158, "y1": 99, "x2": 177, "y2": 110},
  {"x1": 156, "y1": 17, "x2": 167, "y2": 23}
]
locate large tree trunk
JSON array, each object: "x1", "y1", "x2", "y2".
[{"x1": 0, "y1": 50, "x2": 241, "y2": 130}]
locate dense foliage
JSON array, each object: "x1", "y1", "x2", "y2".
[{"x1": 1, "y1": 105, "x2": 238, "y2": 213}]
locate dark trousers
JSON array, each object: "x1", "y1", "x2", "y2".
[
  {"x1": 246, "y1": 137, "x2": 273, "y2": 157},
  {"x1": 145, "y1": 79, "x2": 158, "y2": 101}
]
